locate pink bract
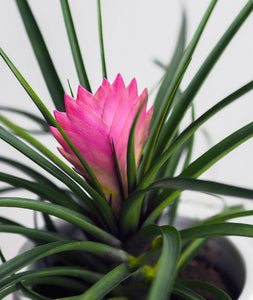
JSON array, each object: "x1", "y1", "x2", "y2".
[{"x1": 50, "y1": 74, "x2": 153, "y2": 215}]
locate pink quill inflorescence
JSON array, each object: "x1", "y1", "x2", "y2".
[{"x1": 50, "y1": 74, "x2": 153, "y2": 214}]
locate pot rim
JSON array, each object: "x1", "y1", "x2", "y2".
[{"x1": 228, "y1": 236, "x2": 253, "y2": 300}]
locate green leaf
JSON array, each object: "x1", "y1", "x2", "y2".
[
  {"x1": 127, "y1": 105, "x2": 145, "y2": 194},
  {"x1": 0, "y1": 216, "x2": 23, "y2": 226},
  {"x1": 0, "y1": 266, "x2": 102, "y2": 292},
  {"x1": 0, "y1": 156, "x2": 59, "y2": 188},
  {"x1": 177, "y1": 238, "x2": 208, "y2": 272},
  {"x1": 181, "y1": 122, "x2": 253, "y2": 178},
  {"x1": 0, "y1": 198, "x2": 121, "y2": 247},
  {"x1": 112, "y1": 139, "x2": 125, "y2": 201},
  {"x1": 0, "y1": 187, "x2": 20, "y2": 194},
  {"x1": 0, "y1": 286, "x2": 16, "y2": 299},
  {"x1": 143, "y1": 121, "x2": 253, "y2": 226},
  {"x1": 172, "y1": 283, "x2": 205, "y2": 300},
  {"x1": 151, "y1": 9, "x2": 186, "y2": 116},
  {"x1": 182, "y1": 104, "x2": 195, "y2": 170},
  {"x1": 0, "y1": 106, "x2": 49, "y2": 132},
  {"x1": 147, "y1": 226, "x2": 181, "y2": 300},
  {"x1": 168, "y1": 105, "x2": 196, "y2": 225},
  {"x1": 60, "y1": 0, "x2": 91, "y2": 91},
  {"x1": 66, "y1": 264, "x2": 131, "y2": 300},
  {"x1": 142, "y1": 57, "x2": 191, "y2": 174},
  {"x1": 18, "y1": 281, "x2": 67, "y2": 300},
  {"x1": 0, "y1": 249, "x2": 6, "y2": 264},
  {"x1": 200, "y1": 209, "x2": 253, "y2": 225},
  {"x1": 0, "y1": 48, "x2": 51, "y2": 124},
  {"x1": 15, "y1": 0, "x2": 65, "y2": 111},
  {"x1": 0, "y1": 225, "x2": 69, "y2": 243},
  {"x1": 180, "y1": 222, "x2": 253, "y2": 241},
  {"x1": 175, "y1": 280, "x2": 232, "y2": 300},
  {"x1": 0, "y1": 240, "x2": 128, "y2": 281},
  {"x1": 151, "y1": 0, "x2": 217, "y2": 130},
  {"x1": 140, "y1": 80, "x2": 253, "y2": 190},
  {"x1": 153, "y1": 0, "x2": 218, "y2": 156},
  {"x1": 0, "y1": 172, "x2": 82, "y2": 211},
  {"x1": 160, "y1": 0, "x2": 253, "y2": 151},
  {"x1": 121, "y1": 171, "x2": 253, "y2": 235},
  {"x1": 97, "y1": 0, "x2": 107, "y2": 79},
  {"x1": 149, "y1": 177, "x2": 253, "y2": 200}
]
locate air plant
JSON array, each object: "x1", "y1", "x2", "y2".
[{"x1": 0, "y1": 0, "x2": 253, "y2": 299}]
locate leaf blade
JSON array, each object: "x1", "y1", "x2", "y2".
[
  {"x1": 0, "y1": 197, "x2": 121, "y2": 247},
  {"x1": 148, "y1": 226, "x2": 181, "y2": 300},
  {"x1": 60, "y1": 0, "x2": 91, "y2": 91},
  {"x1": 15, "y1": 0, "x2": 65, "y2": 111}
]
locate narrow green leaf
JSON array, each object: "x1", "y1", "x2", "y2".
[
  {"x1": 0, "y1": 240, "x2": 128, "y2": 281},
  {"x1": 177, "y1": 238, "x2": 208, "y2": 272},
  {"x1": 0, "y1": 198, "x2": 121, "y2": 247},
  {"x1": 0, "y1": 48, "x2": 51, "y2": 124},
  {"x1": 0, "y1": 106, "x2": 49, "y2": 132},
  {"x1": 180, "y1": 222, "x2": 253, "y2": 241},
  {"x1": 0, "y1": 172, "x2": 82, "y2": 211},
  {"x1": 150, "y1": 0, "x2": 217, "y2": 131},
  {"x1": 23, "y1": 277, "x2": 86, "y2": 293},
  {"x1": 17, "y1": 277, "x2": 77, "y2": 300},
  {"x1": 0, "y1": 187, "x2": 19, "y2": 194},
  {"x1": 0, "y1": 266, "x2": 102, "y2": 292},
  {"x1": 148, "y1": 226, "x2": 181, "y2": 300},
  {"x1": 176, "y1": 280, "x2": 232, "y2": 300},
  {"x1": 67, "y1": 79, "x2": 75, "y2": 97},
  {"x1": 182, "y1": 104, "x2": 195, "y2": 169},
  {"x1": 0, "y1": 216, "x2": 23, "y2": 226},
  {"x1": 0, "y1": 225, "x2": 69, "y2": 243},
  {"x1": 154, "y1": 134, "x2": 185, "y2": 180},
  {"x1": 143, "y1": 121, "x2": 253, "y2": 226},
  {"x1": 152, "y1": 9, "x2": 186, "y2": 114},
  {"x1": 140, "y1": 80, "x2": 253, "y2": 190},
  {"x1": 0, "y1": 249, "x2": 6, "y2": 263},
  {"x1": 69, "y1": 264, "x2": 131, "y2": 300},
  {"x1": 0, "y1": 156, "x2": 60, "y2": 189},
  {"x1": 172, "y1": 283, "x2": 205, "y2": 300},
  {"x1": 0, "y1": 286, "x2": 16, "y2": 299},
  {"x1": 159, "y1": 0, "x2": 253, "y2": 151},
  {"x1": 200, "y1": 209, "x2": 253, "y2": 225},
  {"x1": 60, "y1": 0, "x2": 91, "y2": 91},
  {"x1": 97, "y1": 0, "x2": 107, "y2": 79},
  {"x1": 168, "y1": 105, "x2": 196, "y2": 226},
  {"x1": 127, "y1": 105, "x2": 144, "y2": 194},
  {"x1": 15, "y1": 0, "x2": 65, "y2": 111},
  {"x1": 121, "y1": 168, "x2": 253, "y2": 235},
  {"x1": 181, "y1": 122, "x2": 253, "y2": 178},
  {"x1": 112, "y1": 139, "x2": 125, "y2": 201},
  {"x1": 149, "y1": 177, "x2": 253, "y2": 200},
  {"x1": 142, "y1": 57, "x2": 191, "y2": 174}
]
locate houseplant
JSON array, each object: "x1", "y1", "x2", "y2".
[{"x1": 0, "y1": 0, "x2": 253, "y2": 299}]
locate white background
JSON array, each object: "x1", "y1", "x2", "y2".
[{"x1": 0, "y1": 1, "x2": 253, "y2": 299}]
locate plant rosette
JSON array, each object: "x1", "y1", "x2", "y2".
[
  {"x1": 1, "y1": 1, "x2": 253, "y2": 299},
  {"x1": 11, "y1": 218, "x2": 253, "y2": 300}
]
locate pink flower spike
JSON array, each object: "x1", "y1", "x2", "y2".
[{"x1": 50, "y1": 74, "x2": 153, "y2": 216}]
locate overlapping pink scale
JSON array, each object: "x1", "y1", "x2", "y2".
[{"x1": 50, "y1": 74, "x2": 153, "y2": 214}]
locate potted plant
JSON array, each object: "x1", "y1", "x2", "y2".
[{"x1": 0, "y1": 0, "x2": 253, "y2": 299}]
